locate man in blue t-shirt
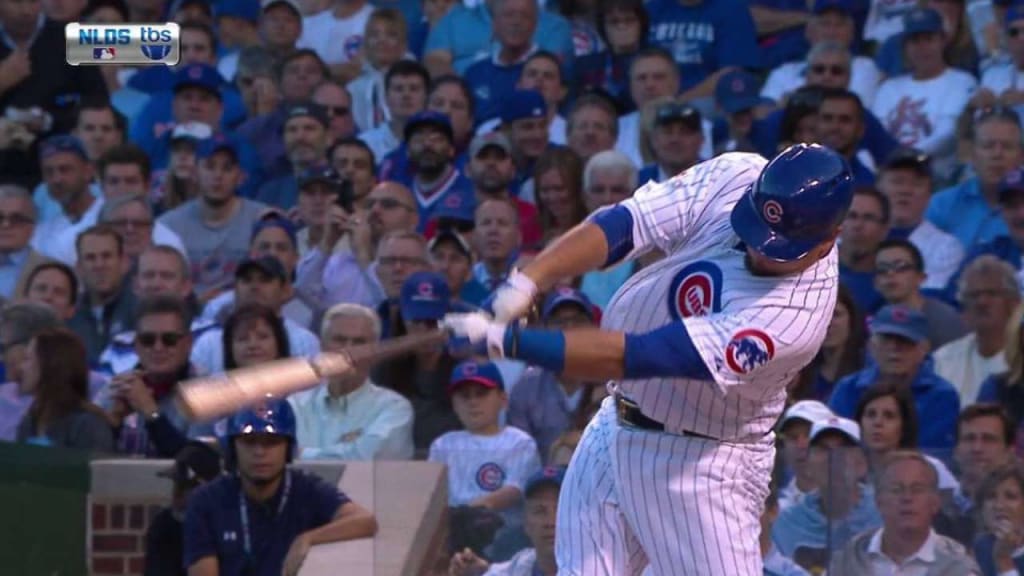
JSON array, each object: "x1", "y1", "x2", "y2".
[
  {"x1": 645, "y1": 0, "x2": 762, "y2": 102},
  {"x1": 184, "y1": 400, "x2": 376, "y2": 576}
]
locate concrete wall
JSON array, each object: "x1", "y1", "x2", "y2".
[{"x1": 88, "y1": 459, "x2": 447, "y2": 576}]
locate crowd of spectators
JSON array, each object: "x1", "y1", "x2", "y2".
[{"x1": 11, "y1": 0, "x2": 1024, "y2": 572}]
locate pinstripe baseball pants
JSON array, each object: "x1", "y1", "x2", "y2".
[{"x1": 555, "y1": 396, "x2": 775, "y2": 575}]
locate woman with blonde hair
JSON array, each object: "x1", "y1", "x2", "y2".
[
  {"x1": 973, "y1": 463, "x2": 1024, "y2": 575},
  {"x1": 347, "y1": 8, "x2": 411, "y2": 132},
  {"x1": 532, "y1": 148, "x2": 587, "y2": 243},
  {"x1": 978, "y1": 301, "x2": 1024, "y2": 443}
]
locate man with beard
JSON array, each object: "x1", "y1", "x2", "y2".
[
  {"x1": 402, "y1": 111, "x2": 474, "y2": 231},
  {"x1": 255, "y1": 102, "x2": 331, "y2": 210},
  {"x1": 466, "y1": 132, "x2": 541, "y2": 249},
  {"x1": 815, "y1": 88, "x2": 876, "y2": 188},
  {"x1": 157, "y1": 137, "x2": 270, "y2": 302},
  {"x1": 184, "y1": 400, "x2": 377, "y2": 576}
]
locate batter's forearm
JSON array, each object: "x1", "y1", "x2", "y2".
[
  {"x1": 521, "y1": 222, "x2": 610, "y2": 290},
  {"x1": 506, "y1": 322, "x2": 711, "y2": 381},
  {"x1": 562, "y1": 330, "x2": 627, "y2": 380}
]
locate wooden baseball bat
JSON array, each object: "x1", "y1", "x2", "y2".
[{"x1": 176, "y1": 330, "x2": 449, "y2": 422}]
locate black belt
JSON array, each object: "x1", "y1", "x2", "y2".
[{"x1": 614, "y1": 395, "x2": 714, "y2": 440}]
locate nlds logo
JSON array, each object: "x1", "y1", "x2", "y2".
[{"x1": 65, "y1": 23, "x2": 180, "y2": 67}]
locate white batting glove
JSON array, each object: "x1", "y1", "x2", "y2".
[
  {"x1": 441, "y1": 312, "x2": 509, "y2": 359},
  {"x1": 491, "y1": 270, "x2": 538, "y2": 323}
]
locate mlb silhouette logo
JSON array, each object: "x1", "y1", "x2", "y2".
[
  {"x1": 141, "y1": 43, "x2": 172, "y2": 61},
  {"x1": 66, "y1": 23, "x2": 180, "y2": 67}
]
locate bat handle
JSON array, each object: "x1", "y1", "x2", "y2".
[{"x1": 309, "y1": 350, "x2": 356, "y2": 379}]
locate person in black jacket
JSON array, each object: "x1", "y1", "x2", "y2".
[
  {"x1": 0, "y1": 0, "x2": 107, "y2": 188},
  {"x1": 144, "y1": 441, "x2": 223, "y2": 576}
]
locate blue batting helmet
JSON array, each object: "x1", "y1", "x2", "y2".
[
  {"x1": 730, "y1": 143, "x2": 853, "y2": 262},
  {"x1": 224, "y1": 399, "x2": 297, "y2": 469}
]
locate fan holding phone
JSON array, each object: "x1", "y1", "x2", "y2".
[{"x1": 292, "y1": 167, "x2": 379, "y2": 310}]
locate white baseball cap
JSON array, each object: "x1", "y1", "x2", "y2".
[
  {"x1": 170, "y1": 121, "x2": 212, "y2": 142},
  {"x1": 780, "y1": 400, "x2": 833, "y2": 428},
  {"x1": 810, "y1": 416, "x2": 861, "y2": 445}
]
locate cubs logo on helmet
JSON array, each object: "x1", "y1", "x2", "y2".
[{"x1": 725, "y1": 329, "x2": 775, "y2": 374}]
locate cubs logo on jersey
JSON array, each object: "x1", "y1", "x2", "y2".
[
  {"x1": 667, "y1": 261, "x2": 723, "y2": 320},
  {"x1": 724, "y1": 329, "x2": 775, "y2": 374},
  {"x1": 475, "y1": 462, "x2": 506, "y2": 492},
  {"x1": 343, "y1": 35, "x2": 363, "y2": 59}
]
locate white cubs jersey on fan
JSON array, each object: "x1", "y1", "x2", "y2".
[
  {"x1": 427, "y1": 426, "x2": 542, "y2": 507},
  {"x1": 606, "y1": 152, "x2": 838, "y2": 441}
]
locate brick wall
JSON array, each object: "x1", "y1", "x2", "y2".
[{"x1": 89, "y1": 498, "x2": 170, "y2": 576}]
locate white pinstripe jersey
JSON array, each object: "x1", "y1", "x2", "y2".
[{"x1": 605, "y1": 153, "x2": 839, "y2": 441}]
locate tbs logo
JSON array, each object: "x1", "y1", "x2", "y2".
[{"x1": 66, "y1": 23, "x2": 180, "y2": 67}]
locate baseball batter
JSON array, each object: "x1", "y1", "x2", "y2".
[{"x1": 443, "y1": 143, "x2": 854, "y2": 575}]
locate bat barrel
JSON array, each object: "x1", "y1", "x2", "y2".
[{"x1": 176, "y1": 330, "x2": 450, "y2": 422}]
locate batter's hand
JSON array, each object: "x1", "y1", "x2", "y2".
[
  {"x1": 441, "y1": 313, "x2": 508, "y2": 359},
  {"x1": 491, "y1": 270, "x2": 537, "y2": 322}
]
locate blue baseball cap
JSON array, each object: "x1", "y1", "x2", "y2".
[
  {"x1": 400, "y1": 271, "x2": 451, "y2": 322},
  {"x1": 715, "y1": 70, "x2": 771, "y2": 114},
  {"x1": 881, "y1": 147, "x2": 930, "y2": 175},
  {"x1": 999, "y1": 167, "x2": 1024, "y2": 202},
  {"x1": 403, "y1": 110, "x2": 454, "y2": 143},
  {"x1": 429, "y1": 189, "x2": 476, "y2": 225},
  {"x1": 448, "y1": 360, "x2": 505, "y2": 394},
  {"x1": 39, "y1": 134, "x2": 88, "y2": 162},
  {"x1": 812, "y1": 0, "x2": 853, "y2": 15},
  {"x1": 868, "y1": 305, "x2": 928, "y2": 343},
  {"x1": 262, "y1": 0, "x2": 302, "y2": 16},
  {"x1": 501, "y1": 90, "x2": 546, "y2": 125},
  {"x1": 236, "y1": 255, "x2": 288, "y2": 281},
  {"x1": 284, "y1": 101, "x2": 329, "y2": 130},
  {"x1": 173, "y1": 63, "x2": 224, "y2": 98},
  {"x1": 427, "y1": 228, "x2": 472, "y2": 257},
  {"x1": 296, "y1": 166, "x2": 342, "y2": 190},
  {"x1": 541, "y1": 287, "x2": 594, "y2": 321},
  {"x1": 196, "y1": 135, "x2": 238, "y2": 161},
  {"x1": 1007, "y1": 4, "x2": 1024, "y2": 27},
  {"x1": 524, "y1": 466, "x2": 567, "y2": 498},
  {"x1": 251, "y1": 213, "x2": 298, "y2": 248},
  {"x1": 216, "y1": 0, "x2": 261, "y2": 23},
  {"x1": 902, "y1": 7, "x2": 944, "y2": 36}
]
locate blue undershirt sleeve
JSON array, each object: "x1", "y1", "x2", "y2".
[
  {"x1": 588, "y1": 205, "x2": 635, "y2": 268},
  {"x1": 623, "y1": 321, "x2": 713, "y2": 380}
]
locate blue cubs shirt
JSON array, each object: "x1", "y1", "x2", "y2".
[{"x1": 645, "y1": 0, "x2": 762, "y2": 91}]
